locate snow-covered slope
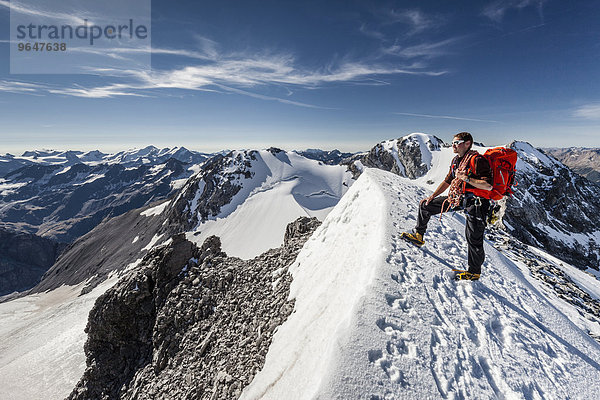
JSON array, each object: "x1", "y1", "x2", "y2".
[
  {"x1": 0, "y1": 272, "x2": 123, "y2": 400},
  {"x1": 173, "y1": 148, "x2": 354, "y2": 259},
  {"x1": 242, "y1": 168, "x2": 600, "y2": 399}
]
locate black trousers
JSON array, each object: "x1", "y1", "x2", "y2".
[{"x1": 415, "y1": 195, "x2": 489, "y2": 274}]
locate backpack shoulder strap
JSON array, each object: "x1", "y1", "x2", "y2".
[{"x1": 463, "y1": 150, "x2": 479, "y2": 171}]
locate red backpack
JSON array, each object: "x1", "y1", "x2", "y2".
[{"x1": 467, "y1": 147, "x2": 517, "y2": 200}]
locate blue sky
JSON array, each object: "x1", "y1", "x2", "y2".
[{"x1": 1, "y1": 0, "x2": 599, "y2": 153}]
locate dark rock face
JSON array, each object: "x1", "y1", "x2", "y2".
[
  {"x1": 396, "y1": 135, "x2": 442, "y2": 179},
  {"x1": 167, "y1": 151, "x2": 259, "y2": 231},
  {"x1": 68, "y1": 234, "x2": 196, "y2": 400},
  {"x1": 355, "y1": 135, "x2": 444, "y2": 180},
  {"x1": 504, "y1": 142, "x2": 600, "y2": 270},
  {"x1": 68, "y1": 217, "x2": 320, "y2": 400},
  {"x1": 0, "y1": 229, "x2": 66, "y2": 295},
  {"x1": 361, "y1": 141, "x2": 405, "y2": 177}
]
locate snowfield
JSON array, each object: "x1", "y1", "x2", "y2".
[
  {"x1": 186, "y1": 149, "x2": 353, "y2": 259},
  {"x1": 0, "y1": 275, "x2": 119, "y2": 400},
  {"x1": 242, "y1": 168, "x2": 600, "y2": 400}
]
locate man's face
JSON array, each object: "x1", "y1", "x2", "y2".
[{"x1": 452, "y1": 137, "x2": 470, "y2": 154}]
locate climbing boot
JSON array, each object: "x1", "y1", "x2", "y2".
[
  {"x1": 401, "y1": 231, "x2": 425, "y2": 247},
  {"x1": 454, "y1": 270, "x2": 480, "y2": 281}
]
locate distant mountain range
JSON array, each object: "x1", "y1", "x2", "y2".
[
  {"x1": 543, "y1": 147, "x2": 600, "y2": 184},
  {"x1": 0, "y1": 146, "x2": 214, "y2": 296},
  {"x1": 0, "y1": 146, "x2": 213, "y2": 177},
  {"x1": 294, "y1": 148, "x2": 358, "y2": 165}
]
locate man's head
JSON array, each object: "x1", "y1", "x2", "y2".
[{"x1": 452, "y1": 131, "x2": 473, "y2": 156}]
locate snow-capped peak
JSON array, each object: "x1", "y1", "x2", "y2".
[
  {"x1": 357, "y1": 133, "x2": 446, "y2": 183},
  {"x1": 511, "y1": 140, "x2": 562, "y2": 174}
]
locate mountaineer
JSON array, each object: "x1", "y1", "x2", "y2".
[{"x1": 401, "y1": 132, "x2": 493, "y2": 281}]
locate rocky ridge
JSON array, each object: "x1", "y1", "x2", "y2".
[
  {"x1": 295, "y1": 149, "x2": 357, "y2": 165},
  {"x1": 68, "y1": 217, "x2": 320, "y2": 400}
]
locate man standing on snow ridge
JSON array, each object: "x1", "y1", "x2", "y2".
[{"x1": 401, "y1": 132, "x2": 493, "y2": 281}]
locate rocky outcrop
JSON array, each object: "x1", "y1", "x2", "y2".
[
  {"x1": 351, "y1": 134, "x2": 444, "y2": 180},
  {"x1": 68, "y1": 217, "x2": 320, "y2": 400},
  {"x1": 504, "y1": 142, "x2": 600, "y2": 270},
  {"x1": 396, "y1": 135, "x2": 442, "y2": 178},
  {"x1": 0, "y1": 229, "x2": 66, "y2": 296},
  {"x1": 167, "y1": 150, "x2": 261, "y2": 231},
  {"x1": 295, "y1": 149, "x2": 357, "y2": 165},
  {"x1": 360, "y1": 141, "x2": 405, "y2": 176}
]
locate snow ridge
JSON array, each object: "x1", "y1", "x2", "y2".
[
  {"x1": 244, "y1": 168, "x2": 600, "y2": 400},
  {"x1": 240, "y1": 168, "x2": 388, "y2": 400}
]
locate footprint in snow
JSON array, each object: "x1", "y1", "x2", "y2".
[
  {"x1": 376, "y1": 317, "x2": 403, "y2": 337},
  {"x1": 385, "y1": 293, "x2": 410, "y2": 312},
  {"x1": 368, "y1": 350, "x2": 410, "y2": 387}
]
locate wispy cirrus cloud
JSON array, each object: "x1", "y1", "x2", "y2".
[
  {"x1": 0, "y1": 80, "x2": 47, "y2": 95},
  {"x1": 383, "y1": 37, "x2": 464, "y2": 59},
  {"x1": 395, "y1": 112, "x2": 499, "y2": 123},
  {"x1": 372, "y1": 8, "x2": 439, "y2": 36},
  {"x1": 4, "y1": 49, "x2": 447, "y2": 105},
  {"x1": 47, "y1": 83, "x2": 150, "y2": 98},
  {"x1": 358, "y1": 23, "x2": 386, "y2": 41},
  {"x1": 359, "y1": 7, "x2": 458, "y2": 66},
  {"x1": 482, "y1": 0, "x2": 547, "y2": 23},
  {"x1": 361, "y1": 7, "x2": 443, "y2": 41},
  {"x1": 67, "y1": 45, "x2": 217, "y2": 65},
  {"x1": 385, "y1": 9, "x2": 435, "y2": 34},
  {"x1": 573, "y1": 103, "x2": 600, "y2": 120}
]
